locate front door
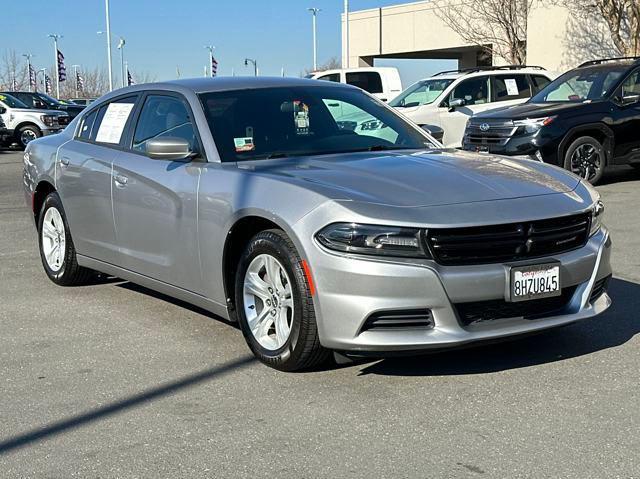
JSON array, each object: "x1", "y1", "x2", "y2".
[
  {"x1": 439, "y1": 75, "x2": 491, "y2": 147},
  {"x1": 611, "y1": 68, "x2": 640, "y2": 163},
  {"x1": 111, "y1": 93, "x2": 203, "y2": 293}
]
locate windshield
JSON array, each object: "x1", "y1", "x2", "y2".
[
  {"x1": 37, "y1": 93, "x2": 63, "y2": 106},
  {"x1": 199, "y1": 86, "x2": 436, "y2": 162},
  {"x1": 0, "y1": 93, "x2": 29, "y2": 108},
  {"x1": 389, "y1": 79, "x2": 454, "y2": 107},
  {"x1": 530, "y1": 66, "x2": 627, "y2": 103}
]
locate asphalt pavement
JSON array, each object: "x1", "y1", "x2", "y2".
[{"x1": 1, "y1": 149, "x2": 639, "y2": 478}]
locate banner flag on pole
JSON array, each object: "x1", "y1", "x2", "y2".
[
  {"x1": 57, "y1": 49, "x2": 66, "y2": 82},
  {"x1": 76, "y1": 69, "x2": 84, "y2": 92},
  {"x1": 45, "y1": 74, "x2": 53, "y2": 94},
  {"x1": 127, "y1": 68, "x2": 135, "y2": 86},
  {"x1": 12, "y1": 77, "x2": 18, "y2": 91},
  {"x1": 211, "y1": 55, "x2": 218, "y2": 77},
  {"x1": 29, "y1": 64, "x2": 37, "y2": 90}
]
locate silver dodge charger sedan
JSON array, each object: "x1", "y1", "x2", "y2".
[{"x1": 23, "y1": 77, "x2": 612, "y2": 371}]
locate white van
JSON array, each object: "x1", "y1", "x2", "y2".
[
  {"x1": 389, "y1": 66, "x2": 555, "y2": 148},
  {"x1": 306, "y1": 67, "x2": 403, "y2": 102}
]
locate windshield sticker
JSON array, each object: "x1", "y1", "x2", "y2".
[
  {"x1": 95, "y1": 103, "x2": 135, "y2": 144},
  {"x1": 293, "y1": 100, "x2": 310, "y2": 135},
  {"x1": 504, "y1": 79, "x2": 519, "y2": 96},
  {"x1": 234, "y1": 137, "x2": 255, "y2": 152}
]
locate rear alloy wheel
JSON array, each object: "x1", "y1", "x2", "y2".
[
  {"x1": 38, "y1": 192, "x2": 95, "y2": 286},
  {"x1": 563, "y1": 136, "x2": 605, "y2": 184},
  {"x1": 17, "y1": 125, "x2": 42, "y2": 149},
  {"x1": 235, "y1": 229, "x2": 329, "y2": 371}
]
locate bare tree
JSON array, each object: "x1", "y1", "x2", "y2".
[
  {"x1": 436, "y1": 0, "x2": 532, "y2": 64},
  {"x1": 0, "y1": 50, "x2": 29, "y2": 91},
  {"x1": 303, "y1": 56, "x2": 342, "y2": 75},
  {"x1": 561, "y1": 0, "x2": 640, "y2": 56}
]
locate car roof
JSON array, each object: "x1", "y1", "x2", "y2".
[
  {"x1": 425, "y1": 68, "x2": 551, "y2": 82},
  {"x1": 120, "y1": 76, "x2": 356, "y2": 95}
]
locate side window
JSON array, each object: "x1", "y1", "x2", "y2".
[
  {"x1": 492, "y1": 75, "x2": 531, "y2": 102},
  {"x1": 531, "y1": 75, "x2": 551, "y2": 94},
  {"x1": 345, "y1": 72, "x2": 383, "y2": 94},
  {"x1": 318, "y1": 73, "x2": 340, "y2": 83},
  {"x1": 77, "y1": 109, "x2": 98, "y2": 140},
  {"x1": 620, "y1": 69, "x2": 640, "y2": 98},
  {"x1": 13, "y1": 93, "x2": 33, "y2": 107},
  {"x1": 133, "y1": 95, "x2": 197, "y2": 153},
  {"x1": 450, "y1": 76, "x2": 490, "y2": 106},
  {"x1": 89, "y1": 96, "x2": 138, "y2": 144}
]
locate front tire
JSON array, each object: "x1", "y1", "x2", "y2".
[
  {"x1": 235, "y1": 229, "x2": 329, "y2": 371},
  {"x1": 563, "y1": 136, "x2": 605, "y2": 185},
  {"x1": 17, "y1": 124, "x2": 42, "y2": 149},
  {"x1": 38, "y1": 192, "x2": 95, "y2": 286}
]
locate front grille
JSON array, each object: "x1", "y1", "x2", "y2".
[
  {"x1": 361, "y1": 309, "x2": 434, "y2": 332},
  {"x1": 57, "y1": 116, "x2": 70, "y2": 126},
  {"x1": 427, "y1": 213, "x2": 591, "y2": 266},
  {"x1": 464, "y1": 119, "x2": 517, "y2": 146},
  {"x1": 590, "y1": 274, "x2": 611, "y2": 303},
  {"x1": 454, "y1": 286, "x2": 577, "y2": 326}
]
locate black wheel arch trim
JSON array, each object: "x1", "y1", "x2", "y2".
[{"x1": 557, "y1": 123, "x2": 614, "y2": 166}]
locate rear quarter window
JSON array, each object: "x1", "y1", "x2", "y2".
[{"x1": 346, "y1": 72, "x2": 383, "y2": 94}]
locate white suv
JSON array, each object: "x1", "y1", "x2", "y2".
[{"x1": 390, "y1": 66, "x2": 555, "y2": 148}]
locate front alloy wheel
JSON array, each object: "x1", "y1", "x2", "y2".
[{"x1": 564, "y1": 136, "x2": 605, "y2": 184}]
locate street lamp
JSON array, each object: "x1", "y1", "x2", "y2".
[
  {"x1": 343, "y1": 0, "x2": 349, "y2": 68},
  {"x1": 48, "y1": 34, "x2": 63, "y2": 98},
  {"x1": 117, "y1": 37, "x2": 126, "y2": 88},
  {"x1": 308, "y1": 8, "x2": 321, "y2": 71},
  {"x1": 22, "y1": 53, "x2": 34, "y2": 92},
  {"x1": 244, "y1": 58, "x2": 257, "y2": 77},
  {"x1": 204, "y1": 45, "x2": 215, "y2": 77}
]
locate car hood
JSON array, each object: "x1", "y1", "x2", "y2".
[
  {"x1": 11, "y1": 108, "x2": 68, "y2": 117},
  {"x1": 247, "y1": 149, "x2": 580, "y2": 208},
  {"x1": 476, "y1": 101, "x2": 604, "y2": 120}
]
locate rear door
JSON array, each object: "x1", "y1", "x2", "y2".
[
  {"x1": 55, "y1": 95, "x2": 139, "y2": 264},
  {"x1": 110, "y1": 92, "x2": 204, "y2": 293}
]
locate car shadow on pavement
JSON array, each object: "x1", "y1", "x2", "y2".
[
  {"x1": 599, "y1": 165, "x2": 640, "y2": 185},
  {"x1": 357, "y1": 277, "x2": 640, "y2": 377},
  {"x1": 0, "y1": 355, "x2": 255, "y2": 455}
]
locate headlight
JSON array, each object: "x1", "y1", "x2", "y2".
[
  {"x1": 41, "y1": 115, "x2": 56, "y2": 127},
  {"x1": 513, "y1": 116, "x2": 556, "y2": 134},
  {"x1": 590, "y1": 199, "x2": 605, "y2": 236},
  {"x1": 316, "y1": 223, "x2": 430, "y2": 258}
]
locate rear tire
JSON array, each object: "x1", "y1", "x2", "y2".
[
  {"x1": 37, "y1": 192, "x2": 95, "y2": 286},
  {"x1": 234, "y1": 229, "x2": 330, "y2": 371},
  {"x1": 563, "y1": 136, "x2": 605, "y2": 185}
]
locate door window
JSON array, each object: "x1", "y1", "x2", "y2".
[
  {"x1": 318, "y1": 73, "x2": 340, "y2": 83},
  {"x1": 345, "y1": 72, "x2": 383, "y2": 94},
  {"x1": 531, "y1": 75, "x2": 551, "y2": 94},
  {"x1": 132, "y1": 95, "x2": 197, "y2": 153},
  {"x1": 91, "y1": 96, "x2": 138, "y2": 144},
  {"x1": 620, "y1": 69, "x2": 640, "y2": 99},
  {"x1": 449, "y1": 77, "x2": 490, "y2": 106},
  {"x1": 492, "y1": 75, "x2": 531, "y2": 102}
]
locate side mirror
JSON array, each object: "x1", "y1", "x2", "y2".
[
  {"x1": 0, "y1": 107, "x2": 6, "y2": 114},
  {"x1": 448, "y1": 98, "x2": 465, "y2": 111},
  {"x1": 420, "y1": 124, "x2": 444, "y2": 143},
  {"x1": 146, "y1": 137, "x2": 194, "y2": 161}
]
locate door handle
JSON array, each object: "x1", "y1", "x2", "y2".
[
  {"x1": 114, "y1": 174, "x2": 128, "y2": 186},
  {"x1": 60, "y1": 157, "x2": 70, "y2": 166}
]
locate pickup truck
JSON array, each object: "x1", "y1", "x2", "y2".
[
  {"x1": 0, "y1": 93, "x2": 70, "y2": 149},
  {"x1": 4, "y1": 91, "x2": 85, "y2": 119}
]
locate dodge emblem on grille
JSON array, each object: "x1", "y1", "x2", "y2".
[{"x1": 479, "y1": 123, "x2": 490, "y2": 132}]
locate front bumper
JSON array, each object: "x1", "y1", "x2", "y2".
[{"x1": 305, "y1": 227, "x2": 611, "y2": 353}]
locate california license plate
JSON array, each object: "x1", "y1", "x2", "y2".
[{"x1": 509, "y1": 263, "x2": 561, "y2": 302}]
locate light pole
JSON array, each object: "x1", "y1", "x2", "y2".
[
  {"x1": 22, "y1": 53, "x2": 34, "y2": 92},
  {"x1": 204, "y1": 45, "x2": 215, "y2": 77},
  {"x1": 72, "y1": 65, "x2": 81, "y2": 97},
  {"x1": 104, "y1": 0, "x2": 113, "y2": 91},
  {"x1": 48, "y1": 34, "x2": 62, "y2": 98},
  {"x1": 308, "y1": 8, "x2": 321, "y2": 71},
  {"x1": 343, "y1": 0, "x2": 349, "y2": 68},
  {"x1": 117, "y1": 37, "x2": 126, "y2": 88},
  {"x1": 244, "y1": 58, "x2": 257, "y2": 76}
]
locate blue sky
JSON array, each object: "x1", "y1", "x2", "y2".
[{"x1": 3, "y1": 0, "x2": 455, "y2": 87}]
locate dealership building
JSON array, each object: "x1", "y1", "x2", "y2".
[{"x1": 342, "y1": 0, "x2": 618, "y2": 73}]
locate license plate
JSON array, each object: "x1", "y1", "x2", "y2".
[
  {"x1": 475, "y1": 146, "x2": 489, "y2": 153},
  {"x1": 509, "y1": 263, "x2": 561, "y2": 302}
]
